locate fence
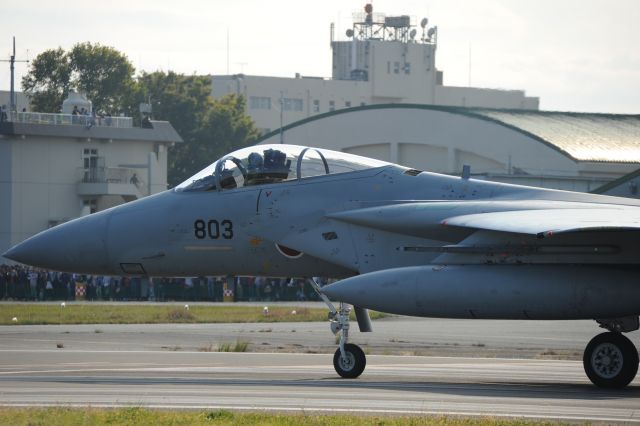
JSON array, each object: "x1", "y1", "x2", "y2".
[{"x1": 8, "y1": 111, "x2": 133, "y2": 129}]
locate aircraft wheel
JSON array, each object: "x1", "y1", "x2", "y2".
[
  {"x1": 333, "y1": 343, "x2": 366, "y2": 378},
  {"x1": 583, "y1": 332, "x2": 638, "y2": 388}
]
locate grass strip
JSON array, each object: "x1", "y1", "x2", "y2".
[
  {"x1": 0, "y1": 407, "x2": 560, "y2": 425},
  {"x1": 0, "y1": 304, "x2": 387, "y2": 325}
]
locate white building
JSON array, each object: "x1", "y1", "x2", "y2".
[
  {"x1": 0, "y1": 109, "x2": 182, "y2": 258},
  {"x1": 257, "y1": 104, "x2": 640, "y2": 193},
  {"x1": 213, "y1": 5, "x2": 538, "y2": 134}
]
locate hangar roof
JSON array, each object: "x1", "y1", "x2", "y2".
[
  {"x1": 258, "y1": 104, "x2": 640, "y2": 164},
  {"x1": 473, "y1": 109, "x2": 640, "y2": 163}
]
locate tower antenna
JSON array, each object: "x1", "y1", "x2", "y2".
[
  {"x1": 226, "y1": 28, "x2": 230, "y2": 75},
  {"x1": 1, "y1": 37, "x2": 29, "y2": 113}
]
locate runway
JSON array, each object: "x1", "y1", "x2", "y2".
[
  {"x1": 2, "y1": 351, "x2": 640, "y2": 421},
  {"x1": 2, "y1": 318, "x2": 640, "y2": 421},
  {"x1": 4, "y1": 314, "x2": 636, "y2": 358}
]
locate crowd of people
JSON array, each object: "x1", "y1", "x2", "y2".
[
  {"x1": 0, "y1": 264, "x2": 321, "y2": 302},
  {"x1": 71, "y1": 105, "x2": 113, "y2": 128}
]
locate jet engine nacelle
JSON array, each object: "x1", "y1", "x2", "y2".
[{"x1": 321, "y1": 265, "x2": 640, "y2": 320}]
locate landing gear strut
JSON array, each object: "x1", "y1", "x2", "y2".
[{"x1": 308, "y1": 278, "x2": 366, "y2": 378}]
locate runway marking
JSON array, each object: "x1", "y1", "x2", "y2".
[
  {"x1": 0, "y1": 379, "x2": 600, "y2": 400},
  {"x1": 0, "y1": 349, "x2": 586, "y2": 363},
  {"x1": 0, "y1": 366, "x2": 332, "y2": 375},
  {"x1": 0, "y1": 349, "x2": 329, "y2": 355}
]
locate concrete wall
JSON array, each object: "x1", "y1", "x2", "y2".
[
  {"x1": 366, "y1": 41, "x2": 436, "y2": 102},
  {"x1": 214, "y1": 73, "x2": 539, "y2": 134},
  {"x1": 213, "y1": 75, "x2": 371, "y2": 133},
  {"x1": 435, "y1": 86, "x2": 540, "y2": 110},
  {"x1": 0, "y1": 136, "x2": 12, "y2": 254}
]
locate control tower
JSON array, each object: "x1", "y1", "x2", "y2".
[
  {"x1": 212, "y1": 3, "x2": 538, "y2": 134},
  {"x1": 331, "y1": 4, "x2": 439, "y2": 103}
]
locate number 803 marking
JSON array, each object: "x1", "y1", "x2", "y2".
[{"x1": 194, "y1": 219, "x2": 233, "y2": 240}]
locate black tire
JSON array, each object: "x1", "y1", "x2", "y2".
[
  {"x1": 583, "y1": 332, "x2": 638, "y2": 388},
  {"x1": 333, "y1": 343, "x2": 366, "y2": 378}
]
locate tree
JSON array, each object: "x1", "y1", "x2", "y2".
[
  {"x1": 131, "y1": 71, "x2": 212, "y2": 141},
  {"x1": 23, "y1": 49, "x2": 259, "y2": 186},
  {"x1": 172, "y1": 93, "x2": 260, "y2": 187},
  {"x1": 20, "y1": 48, "x2": 71, "y2": 112},
  {"x1": 68, "y1": 43, "x2": 136, "y2": 113},
  {"x1": 132, "y1": 71, "x2": 260, "y2": 187},
  {"x1": 22, "y1": 43, "x2": 135, "y2": 113}
]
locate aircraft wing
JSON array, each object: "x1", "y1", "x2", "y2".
[
  {"x1": 443, "y1": 207, "x2": 640, "y2": 238},
  {"x1": 327, "y1": 201, "x2": 640, "y2": 240}
]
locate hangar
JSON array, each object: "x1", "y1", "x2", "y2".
[{"x1": 258, "y1": 104, "x2": 640, "y2": 193}]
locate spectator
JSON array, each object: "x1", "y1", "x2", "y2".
[
  {"x1": 141, "y1": 113, "x2": 152, "y2": 128},
  {"x1": 1, "y1": 263, "x2": 328, "y2": 303},
  {"x1": 28, "y1": 270, "x2": 38, "y2": 301}
]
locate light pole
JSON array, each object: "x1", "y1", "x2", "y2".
[{"x1": 1, "y1": 37, "x2": 29, "y2": 114}]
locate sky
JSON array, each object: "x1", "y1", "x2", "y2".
[{"x1": 1, "y1": 0, "x2": 639, "y2": 113}]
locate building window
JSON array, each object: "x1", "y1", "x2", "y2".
[
  {"x1": 329, "y1": 100, "x2": 335, "y2": 111},
  {"x1": 345, "y1": 101, "x2": 351, "y2": 108},
  {"x1": 393, "y1": 62, "x2": 400, "y2": 74},
  {"x1": 249, "y1": 96, "x2": 271, "y2": 110},
  {"x1": 404, "y1": 62, "x2": 411, "y2": 75},
  {"x1": 387, "y1": 61, "x2": 391, "y2": 74},
  {"x1": 313, "y1": 99, "x2": 320, "y2": 113},
  {"x1": 83, "y1": 199, "x2": 98, "y2": 214},
  {"x1": 82, "y1": 148, "x2": 100, "y2": 183},
  {"x1": 283, "y1": 98, "x2": 303, "y2": 112}
]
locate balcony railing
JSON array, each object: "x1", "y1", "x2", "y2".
[
  {"x1": 7, "y1": 111, "x2": 133, "y2": 129},
  {"x1": 76, "y1": 166, "x2": 148, "y2": 198},
  {"x1": 78, "y1": 166, "x2": 143, "y2": 185}
]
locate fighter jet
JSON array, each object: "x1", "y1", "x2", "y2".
[{"x1": 6, "y1": 144, "x2": 640, "y2": 388}]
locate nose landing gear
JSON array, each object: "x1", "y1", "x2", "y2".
[
  {"x1": 309, "y1": 278, "x2": 367, "y2": 379},
  {"x1": 329, "y1": 303, "x2": 367, "y2": 378}
]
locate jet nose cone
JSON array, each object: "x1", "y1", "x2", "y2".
[
  {"x1": 3, "y1": 210, "x2": 113, "y2": 274},
  {"x1": 3, "y1": 242, "x2": 34, "y2": 264}
]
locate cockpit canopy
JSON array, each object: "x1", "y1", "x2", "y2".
[{"x1": 175, "y1": 144, "x2": 390, "y2": 192}]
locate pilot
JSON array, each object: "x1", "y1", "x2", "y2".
[
  {"x1": 244, "y1": 152, "x2": 264, "y2": 186},
  {"x1": 263, "y1": 149, "x2": 290, "y2": 180},
  {"x1": 247, "y1": 152, "x2": 264, "y2": 173}
]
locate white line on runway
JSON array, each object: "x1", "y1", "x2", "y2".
[{"x1": 0, "y1": 348, "x2": 584, "y2": 362}]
